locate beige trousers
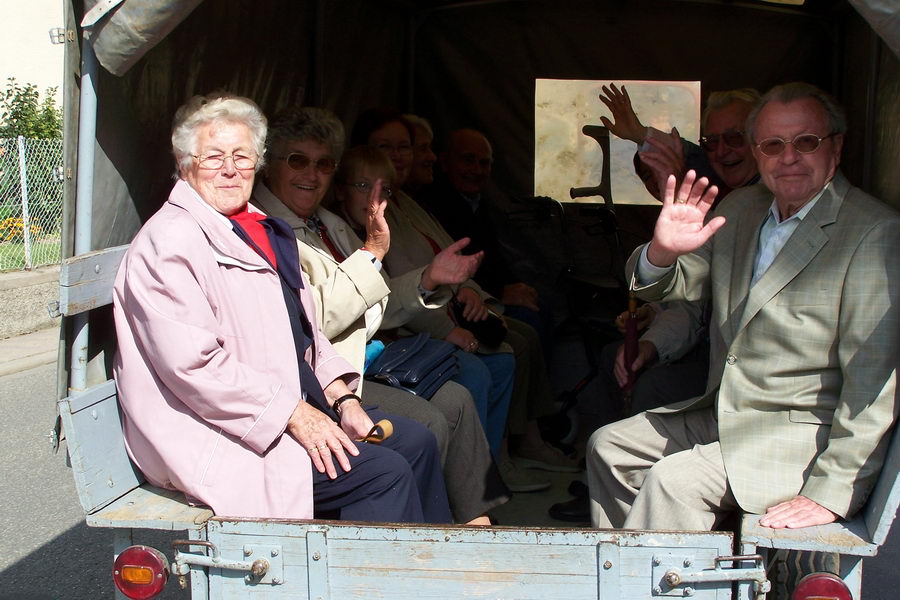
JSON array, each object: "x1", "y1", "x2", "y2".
[{"x1": 586, "y1": 407, "x2": 739, "y2": 530}]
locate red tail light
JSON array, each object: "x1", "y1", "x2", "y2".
[
  {"x1": 792, "y1": 572, "x2": 852, "y2": 600},
  {"x1": 112, "y1": 545, "x2": 169, "y2": 599}
]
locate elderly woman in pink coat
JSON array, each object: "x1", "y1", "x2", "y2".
[{"x1": 112, "y1": 93, "x2": 451, "y2": 523}]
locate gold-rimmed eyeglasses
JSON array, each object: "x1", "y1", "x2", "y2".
[
  {"x1": 192, "y1": 153, "x2": 258, "y2": 170},
  {"x1": 755, "y1": 133, "x2": 836, "y2": 157}
]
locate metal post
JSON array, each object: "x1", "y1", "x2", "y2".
[
  {"x1": 70, "y1": 36, "x2": 98, "y2": 392},
  {"x1": 17, "y1": 136, "x2": 33, "y2": 269}
]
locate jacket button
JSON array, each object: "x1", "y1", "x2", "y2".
[{"x1": 726, "y1": 354, "x2": 737, "y2": 365}]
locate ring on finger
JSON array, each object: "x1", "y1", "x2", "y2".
[
  {"x1": 308, "y1": 447, "x2": 319, "y2": 454},
  {"x1": 317, "y1": 444, "x2": 328, "y2": 451}
]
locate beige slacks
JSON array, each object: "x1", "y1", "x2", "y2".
[{"x1": 586, "y1": 406, "x2": 739, "y2": 530}]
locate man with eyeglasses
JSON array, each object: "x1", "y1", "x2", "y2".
[
  {"x1": 600, "y1": 84, "x2": 760, "y2": 202},
  {"x1": 587, "y1": 82, "x2": 900, "y2": 532}
]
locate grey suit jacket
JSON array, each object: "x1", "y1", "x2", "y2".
[{"x1": 626, "y1": 172, "x2": 900, "y2": 518}]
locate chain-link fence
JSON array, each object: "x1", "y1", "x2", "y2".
[{"x1": 0, "y1": 137, "x2": 64, "y2": 270}]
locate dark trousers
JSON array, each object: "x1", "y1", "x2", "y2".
[{"x1": 311, "y1": 408, "x2": 452, "y2": 524}]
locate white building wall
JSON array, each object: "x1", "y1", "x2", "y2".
[{"x1": 0, "y1": 0, "x2": 65, "y2": 107}]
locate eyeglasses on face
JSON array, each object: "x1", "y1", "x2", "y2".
[
  {"x1": 192, "y1": 152, "x2": 258, "y2": 170},
  {"x1": 755, "y1": 133, "x2": 836, "y2": 157},
  {"x1": 373, "y1": 142, "x2": 413, "y2": 156},
  {"x1": 346, "y1": 180, "x2": 393, "y2": 199},
  {"x1": 699, "y1": 130, "x2": 746, "y2": 152},
  {"x1": 277, "y1": 153, "x2": 338, "y2": 174}
]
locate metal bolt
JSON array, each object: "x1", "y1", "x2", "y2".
[
  {"x1": 683, "y1": 559, "x2": 692, "y2": 567},
  {"x1": 653, "y1": 586, "x2": 663, "y2": 595},
  {"x1": 244, "y1": 547, "x2": 252, "y2": 556},
  {"x1": 272, "y1": 577, "x2": 282, "y2": 584},
  {"x1": 603, "y1": 560, "x2": 613, "y2": 570},
  {"x1": 271, "y1": 548, "x2": 279, "y2": 557},
  {"x1": 312, "y1": 551, "x2": 321, "y2": 561},
  {"x1": 244, "y1": 574, "x2": 253, "y2": 583},
  {"x1": 91, "y1": 409, "x2": 98, "y2": 420},
  {"x1": 94, "y1": 264, "x2": 101, "y2": 273},
  {"x1": 653, "y1": 557, "x2": 661, "y2": 566},
  {"x1": 444, "y1": 535, "x2": 450, "y2": 541},
  {"x1": 684, "y1": 587, "x2": 694, "y2": 597}
]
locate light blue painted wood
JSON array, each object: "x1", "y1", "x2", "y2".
[
  {"x1": 58, "y1": 379, "x2": 143, "y2": 514},
  {"x1": 863, "y1": 425, "x2": 900, "y2": 547},
  {"x1": 58, "y1": 245, "x2": 128, "y2": 315},
  {"x1": 205, "y1": 520, "x2": 736, "y2": 599},
  {"x1": 740, "y1": 514, "x2": 876, "y2": 556},
  {"x1": 87, "y1": 484, "x2": 212, "y2": 531}
]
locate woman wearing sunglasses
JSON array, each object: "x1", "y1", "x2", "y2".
[{"x1": 251, "y1": 106, "x2": 510, "y2": 525}]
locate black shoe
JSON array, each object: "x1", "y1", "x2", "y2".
[
  {"x1": 567, "y1": 480, "x2": 588, "y2": 499},
  {"x1": 548, "y1": 496, "x2": 590, "y2": 523}
]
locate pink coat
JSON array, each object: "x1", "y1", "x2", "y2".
[{"x1": 112, "y1": 179, "x2": 359, "y2": 519}]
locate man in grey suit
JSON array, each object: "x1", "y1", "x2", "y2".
[{"x1": 587, "y1": 82, "x2": 900, "y2": 531}]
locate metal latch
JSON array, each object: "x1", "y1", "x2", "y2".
[
  {"x1": 652, "y1": 553, "x2": 770, "y2": 598},
  {"x1": 172, "y1": 540, "x2": 285, "y2": 586}
]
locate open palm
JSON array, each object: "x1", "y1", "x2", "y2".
[{"x1": 647, "y1": 171, "x2": 725, "y2": 267}]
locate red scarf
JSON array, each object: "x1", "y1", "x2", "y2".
[{"x1": 230, "y1": 206, "x2": 277, "y2": 268}]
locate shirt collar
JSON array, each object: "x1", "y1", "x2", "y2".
[{"x1": 768, "y1": 180, "x2": 832, "y2": 224}]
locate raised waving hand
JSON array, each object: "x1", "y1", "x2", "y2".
[{"x1": 647, "y1": 171, "x2": 724, "y2": 268}]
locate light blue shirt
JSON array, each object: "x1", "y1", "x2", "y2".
[
  {"x1": 637, "y1": 183, "x2": 830, "y2": 286},
  {"x1": 751, "y1": 185, "x2": 826, "y2": 285}
]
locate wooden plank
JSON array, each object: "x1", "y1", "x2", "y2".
[
  {"x1": 58, "y1": 245, "x2": 128, "y2": 315},
  {"x1": 87, "y1": 484, "x2": 212, "y2": 531},
  {"x1": 207, "y1": 520, "x2": 735, "y2": 599},
  {"x1": 59, "y1": 381, "x2": 143, "y2": 514},
  {"x1": 740, "y1": 514, "x2": 877, "y2": 556},
  {"x1": 863, "y1": 425, "x2": 900, "y2": 547}
]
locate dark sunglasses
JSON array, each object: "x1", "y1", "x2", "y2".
[
  {"x1": 699, "y1": 130, "x2": 747, "y2": 152},
  {"x1": 277, "y1": 153, "x2": 338, "y2": 174},
  {"x1": 755, "y1": 133, "x2": 836, "y2": 157}
]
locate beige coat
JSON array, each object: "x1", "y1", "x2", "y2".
[
  {"x1": 627, "y1": 173, "x2": 900, "y2": 518},
  {"x1": 252, "y1": 183, "x2": 450, "y2": 374}
]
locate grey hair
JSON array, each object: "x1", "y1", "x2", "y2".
[
  {"x1": 171, "y1": 93, "x2": 268, "y2": 177},
  {"x1": 265, "y1": 106, "x2": 345, "y2": 162},
  {"x1": 701, "y1": 88, "x2": 761, "y2": 132},
  {"x1": 403, "y1": 114, "x2": 434, "y2": 142},
  {"x1": 746, "y1": 82, "x2": 847, "y2": 143}
]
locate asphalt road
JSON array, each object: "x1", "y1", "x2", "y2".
[{"x1": 1, "y1": 363, "x2": 896, "y2": 599}]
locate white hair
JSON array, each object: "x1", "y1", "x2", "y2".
[{"x1": 171, "y1": 93, "x2": 268, "y2": 177}]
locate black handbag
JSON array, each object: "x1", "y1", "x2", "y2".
[
  {"x1": 365, "y1": 333, "x2": 459, "y2": 400},
  {"x1": 449, "y1": 297, "x2": 508, "y2": 347}
]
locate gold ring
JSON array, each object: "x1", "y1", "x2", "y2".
[
  {"x1": 318, "y1": 444, "x2": 328, "y2": 450},
  {"x1": 308, "y1": 447, "x2": 319, "y2": 454}
]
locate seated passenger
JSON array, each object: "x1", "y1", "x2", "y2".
[
  {"x1": 250, "y1": 106, "x2": 509, "y2": 524},
  {"x1": 590, "y1": 83, "x2": 900, "y2": 531},
  {"x1": 598, "y1": 83, "x2": 761, "y2": 200},
  {"x1": 350, "y1": 109, "x2": 580, "y2": 492},
  {"x1": 413, "y1": 126, "x2": 550, "y2": 342},
  {"x1": 112, "y1": 93, "x2": 451, "y2": 523}
]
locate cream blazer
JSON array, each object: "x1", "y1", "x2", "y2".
[
  {"x1": 627, "y1": 172, "x2": 900, "y2": 518},
  {"x1": 252, "y1": 183, "x2": 450, "y2": 374}
]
